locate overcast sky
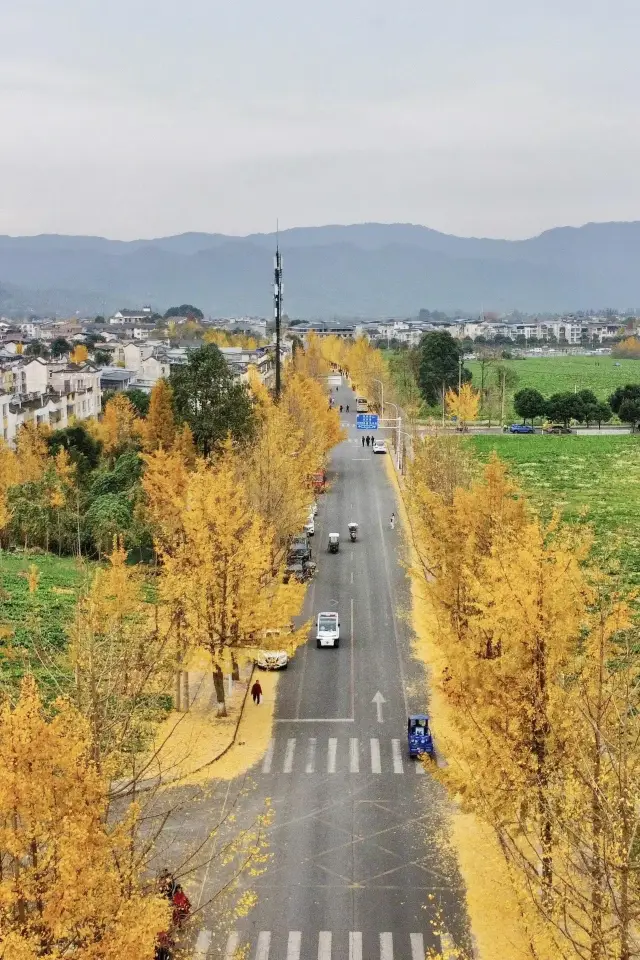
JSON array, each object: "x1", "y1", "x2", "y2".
[{"x1": 1, "y1": 0, "x2": 639, "y2": 240}]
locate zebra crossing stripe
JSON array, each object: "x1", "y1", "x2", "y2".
[
  {"x1": 194, "y1": 929, "x2": 212, "y2": 958},
  {"x1": 380, "y1": 933, "x2": 393, "y2": 960},
  {"x1": 415, "y1": 758, "x2": 425, "y2": 775},
  {"x1": 318, "y1": 931, "x2": 332, "y2": 960},
  {"x1": 305, "y1": 738, "x2": 317, "y2": 773},
  {"x1": 287, "y1": 931, "x2": 302, "y2": 960},
  {"x1": 223, "y1": 931, "x2": 430, "y2": 958},
  {"x1": 256, "y1": 931, "x2": 271, "y2": 960},
  {"x1": 349, "y1": 932, "x2": 362, "y2": 960},
  {"x1": 327, "y1": 737, "x2": 337, "y2": 773},
  {"x1": 224, "y1": 931, "x2": 240, "y2": 959},
  {"x1": 370, "y1": 738, "x2": 382, "y2": 774},
  {"x1": 440, "y1": 928, "x2": 455, "y2": 956},
  {"x1": 283, "y1": 738, "x2": 296, "y2": 773},
  {"x1": 410, "y1": 932, "x2": 425, "y2": 960},
  {"x1": 262, "y1": 739, "x2": 274, "y2": 774},
  {"x1": 391, "y1": 739, "x2": 404, "y2": 774},
  {"x1": 349, "y1": 737, "x2": 359, "y2": 773}
]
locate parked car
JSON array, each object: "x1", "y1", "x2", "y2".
[
  {"x1": 304, "y1": 517, "x2": 315, "y2": 536},
  {"x1": 288, "y1": 534, "x2": 311, "y2": 564},
  {"x1": 284, "y1": 559, "x2": 316, "y2": 583},
  {"x1": 256, "y1": 649, "x2": 289, "y2": 670},
  {"x1": 372, "y1": 440, "x2": 387, "y2": 454},
  {"x1": 544, "y1": 424, "x2": 572, "y2": 434},
  {"x1": 508, "y1": 424, "x2": 535, "y2": 434}
]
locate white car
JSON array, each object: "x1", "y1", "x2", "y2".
[
  {"x1": 304, "y1": 517, "x2": 315, "y2": 536},
  {"x1": 256, "y1": 650, "x2": 289, "y2": 670},
  {"x1": 372, "y1": 440, "x2": 387, "y2": 454},
  {"x1": 316, "y1": 611, "x2": 340, "y2": 648}
]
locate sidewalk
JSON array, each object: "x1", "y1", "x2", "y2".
[{"x1": 113, "y1": 651, "x2": 280, "y2": 793}]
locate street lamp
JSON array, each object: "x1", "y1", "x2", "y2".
[
  {"x1": 458, "y1": 356, "x2": 463, "y2": 392},
  {"x1": 372, "y1": 378, "x2": 384, "y2": 418}
]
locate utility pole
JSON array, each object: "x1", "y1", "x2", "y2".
[{"x1": 274, "y1": 231, "x2": 283, "y2": 400}]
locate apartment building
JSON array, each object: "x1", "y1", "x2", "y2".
[{"x1": 0, "y1": 357, "x2": 101, "y2": 445}]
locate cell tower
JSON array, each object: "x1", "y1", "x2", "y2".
[{"x1": 274, "y1": 233, "x2": 283, "y2": 399}]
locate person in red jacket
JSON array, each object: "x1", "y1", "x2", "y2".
[{"x1": 171, "y1": 884, "x2": 192, "y2": 929}]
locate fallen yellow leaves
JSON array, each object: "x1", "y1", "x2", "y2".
[{"x1": 384, "y1": 452, "x2": 532, "y2": 960}]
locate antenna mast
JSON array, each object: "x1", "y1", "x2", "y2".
[{"x1": 274, "y1": 222, "x2": 283, "y2": 399}]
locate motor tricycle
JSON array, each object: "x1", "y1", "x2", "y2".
[
  {"x1": 408, "y1": 714, "x2": 434, "y2": 759},
  {"x1": 328, "y1": 532, "x2": 340, "y2": 553},
  {"x1": 348, "y1": 522, "x2": 358, "y2": 542}
]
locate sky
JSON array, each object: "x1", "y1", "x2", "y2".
[{"x1": 1, "y1": 0, "x2": 640, "y2": 240}]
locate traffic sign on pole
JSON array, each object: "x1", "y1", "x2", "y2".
[{"x1": 356, "y1": 414, "x2": 379, "y2": 430}]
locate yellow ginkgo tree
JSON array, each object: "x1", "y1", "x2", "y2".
[
  {"x1": 445, "y1": 382, "x2": 480, "y2": 427},
  {"x1": 156, "y1": 447, "x2": 307, "y2": 715},
  {"x1": 0, "y1": 676, "x2": 170, "y2": 960}
]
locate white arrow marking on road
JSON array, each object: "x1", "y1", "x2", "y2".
[{"x1": 372, "y1": 691, "x2": 387, "y2": 723}]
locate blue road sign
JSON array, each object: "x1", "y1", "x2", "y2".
[{"x1": 356, "y1": 413, "x2": 379, "y2": 430}]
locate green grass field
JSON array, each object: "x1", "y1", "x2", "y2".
[
  {"x1": 0, "y1": 552, "x2": 91, "y2": 698},
  {"x1": 470, "y1": 434, "x2": 640, "y2": 579},
  {"x1": 467, "y1": 354, "x2": 640, "y2": 401}
]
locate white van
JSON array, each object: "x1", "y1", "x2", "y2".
[{"x1": 316, "y1": 611, "x2": 340, "y2": 648}]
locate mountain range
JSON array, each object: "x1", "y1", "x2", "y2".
[{"x1": 1, "y1": 221, "x2": 640, "y2": 318}]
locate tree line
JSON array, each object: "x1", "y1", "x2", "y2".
[
  {"x1": 514, "y1": 384, "x2": 640, "y2": 428},
  {"x1": 407, "y1": 436, "x2": 640, "y2": 960},
  {"x1": 0, "y1": 341, "x2": 343, "y2": 958}
]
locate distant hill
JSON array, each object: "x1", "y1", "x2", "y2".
[{"x1": 1, "y1": 221, "x2": 640, "y2": 317}]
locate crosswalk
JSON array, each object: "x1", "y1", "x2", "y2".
[
  {"x1": 215, "y1": 930, "x2": 439, "y2": 960},
  {"x1": 261, "y1": 737, "x2": 427, "y2": 776}
]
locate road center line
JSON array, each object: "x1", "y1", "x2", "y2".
[
  {"x1": 194, "y1": 929, "x2": 212, "y2": 958},
  {"x1": 350, "y1": 596, "x2": 355, "y2": 718}
]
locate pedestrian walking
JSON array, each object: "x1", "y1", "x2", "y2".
[
  {"x1": 389, "y1": 512, "x2": 396, "y2": 531},
  {"x1": 346, "y1": 404, "x2": 350, "y2": 412},
  {"x1": 366, "y1": 436, "x2": 370, "y2": 447},
  {"x1": 339, "y1": 405, "x2": 343, "y2": 413},
  {"x1": 362, "y1": 436, "x2": 365, "y2": 447},
  {"x1": 251, "y1": 679, "x2": 263, "y2": 705}
]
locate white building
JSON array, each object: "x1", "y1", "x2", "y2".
[
  {"x1": 0, "y1": 358, "x2": 101, "y2": 446},
  {"x1": 109, "y1": 307, "x2": 154, "y2": 325}
]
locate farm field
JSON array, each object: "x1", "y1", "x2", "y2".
[
  {"x1": 0, "y1": 552, "x2": 91, "y2": 697},
  {"x1": 470, "y1": 434, "x2": 640, "y2": 579},
  {"x1": 467, "y1": 354, "x2": 640, "y2": 401}
]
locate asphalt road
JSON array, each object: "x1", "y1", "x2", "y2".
[{"x1": 175, "y1": 380, "x2": 471, "y2": 960}]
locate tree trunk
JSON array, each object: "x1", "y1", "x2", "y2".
[
  {"x1": 231, "y1": 653, "x2": 240, "y2": 682},
  {"x1": 213, "y1": 664, "x2": 227, "y2": 716},
  {"x1": 174, "y1": 669, "x2": 182, "y2": 712}
]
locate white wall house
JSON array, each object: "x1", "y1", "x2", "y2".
[{"x1": 0, "y1": 359, "x2": 101, "y2": 446}]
